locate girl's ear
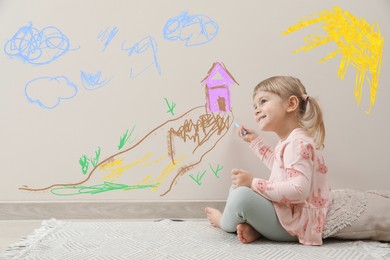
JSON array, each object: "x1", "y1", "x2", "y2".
[{"x1": 286, "y1": 95, "x2": 299, "y2": 113}]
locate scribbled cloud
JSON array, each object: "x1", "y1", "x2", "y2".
[
  {"x1": 25, "y1": 76, "x2": 78, "y2": 109},
  {"x1": 163, "y1": 11, "x2": 219, "y2": 47},
  {"x1": 282, "y1": 6, "x2": 384, "y2": 113},
  {"x1": 4, "y1": 23, "x2": 71, "y2": 65},
  {"x1": 80, "y1": 71, "x2": 112, "y2": 90}
]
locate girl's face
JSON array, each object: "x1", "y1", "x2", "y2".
[{"x1": 253, "y1": 91, "x2": 288, "y2": 133}]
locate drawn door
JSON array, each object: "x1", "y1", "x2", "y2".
[{"x1": 217, "y1": 96, "x2": 226, "y2": 112}]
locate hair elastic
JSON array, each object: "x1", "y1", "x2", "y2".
[{"x1": 302, "y1": 94, "x2": 309, "y2": 102}]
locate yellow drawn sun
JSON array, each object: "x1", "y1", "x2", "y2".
[{"x1": 282, "y1": 6, "x2": 384, "y2": 114}]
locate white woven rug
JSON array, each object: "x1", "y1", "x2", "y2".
[{"x1": 1, "y1": 219, "x2": 390, "y2": 260}]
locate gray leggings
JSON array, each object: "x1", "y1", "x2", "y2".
[{"x1": 220, "y1": 186, "x2": 298, "y2": 242}]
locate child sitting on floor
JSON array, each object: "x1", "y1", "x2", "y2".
[{"x1": 205, "y1": 76, "x2": 330, "y2": 246}]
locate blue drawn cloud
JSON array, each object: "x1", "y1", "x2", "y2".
[
  {"x1": 4, "y1": 23, "x2": 71, "y2": 65},
  {"x1": 163, "y1": 11, "x2": 219, "y2": 47},
  {"x1": 80, "y1": 70, "x2": 113, "y2": 90},
  {"x1": 24, "y1": 76, "x2": 78, "y2": 109}
]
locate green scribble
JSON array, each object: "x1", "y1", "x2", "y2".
[
  {"x1": 209, "y1": 163, "x2": 223, "y2": 178},
  {"x1": 118, "y1": 125, "x2": 136, "y2": 150},
  {"x1": 164, "y1": 98, "x2": 176, "y2": 116},
  {"x1": 50, "y1": 182, "x2": 159, "y2": 196},
  {"x1": 189, "y1": 170, "x2": 207, "y2": 186},
  {"x1": 118, "y1": 130, "x2": 129, "y2": 150},
  {"x1": 90, "y1": 147, "x2": 101, "y2": 167},
  {"x1": 79, "y1": 147, "x2": 101, "y2": 174},
  {"x1": 79, "y1": 155, "x2": 89, "y2": 175}
]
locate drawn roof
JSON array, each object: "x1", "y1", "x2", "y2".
[{"x1": 201, "y1": 62, "x2": 239, "y2": 86}]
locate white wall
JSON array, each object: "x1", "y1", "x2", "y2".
[{"x1": 1, "y1": 0, "x2": 389, "y2": 202}]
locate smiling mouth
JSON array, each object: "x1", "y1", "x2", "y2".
[{"x1": 257, "y1": 115, "x2": 266, "y2": 123}]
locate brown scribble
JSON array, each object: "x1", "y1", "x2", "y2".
[
  {"x1": 161, "y1": 113, "x2": 233, "y2": 196},
  {"x1": 19, "y1": 106, "x2": 204, "y2": 192},
  {"x1": 167, "y1": 129, "x2": 175, "y2": 166},
  {"x1": 101, "y1": 157, "x2": 116, "y2": 167},
  {"x1": 168, "y1": 112, "x2": 231, "y2": 164}
]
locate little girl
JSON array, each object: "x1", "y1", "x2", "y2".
[{"x1": 205, "y1": 76, "x2": 330, "y2": 246}]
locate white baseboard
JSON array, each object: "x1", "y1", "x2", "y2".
[{"x1": 0, "y1": 201, "x2": 226, "y2": 220}]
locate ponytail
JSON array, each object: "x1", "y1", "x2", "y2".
[{"x1": 300, "y1": 96, "x2": 325, "y2": 149}]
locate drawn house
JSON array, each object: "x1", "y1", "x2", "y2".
[{"x1": 201, "y1": 62, "x2": 239, "y2": 113}]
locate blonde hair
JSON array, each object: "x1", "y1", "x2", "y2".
[{"x1": 253, "y1": 76, "x2": 325, "y2": 149}]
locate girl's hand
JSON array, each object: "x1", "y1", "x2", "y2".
[
  {"x1": 237, "y1": 126, "x2": 258, "y2": 143},
  {"x1": 231, "y1": 168, "x2": 254, "y2": 188}
]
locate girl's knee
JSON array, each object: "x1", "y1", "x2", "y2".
[
  {"x1": 231, "y1": 186, "x2": 253, "y2": 197},
  {"x1": 228, "y1": 187, "x2": 256, "y2": 208},
  {"x1": 228, "y1": 186, "x2": 272, "y2": 212},
  {"x1": 232, "y1": 186, "x2": 256, "y2": 198}
]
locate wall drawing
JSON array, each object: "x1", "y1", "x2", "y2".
[
  {"x1": 19, "y1": 62, "x2": 238, "y2": 196},
  {"x1": 282, "y1": 6, "x2": 384, "y2": 113}
]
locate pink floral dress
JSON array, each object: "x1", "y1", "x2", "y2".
[{"x1": 250, "y1": 128, "x2": 331, "y2": 245}]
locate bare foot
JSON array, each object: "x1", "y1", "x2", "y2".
[
  {"x1": 237, "y1": 223, "x2": 261, "y2": 244},
  {"x1": 205, "y1": 207, "x2": 222, "y2": 228}
]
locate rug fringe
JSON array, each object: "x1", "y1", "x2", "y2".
[
  {"x1": 367, "y1": 190, "x2": 390, "y2": 199},
  {"x1": 0, "y1": 218, "x2": 65, "y2": 259}
]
